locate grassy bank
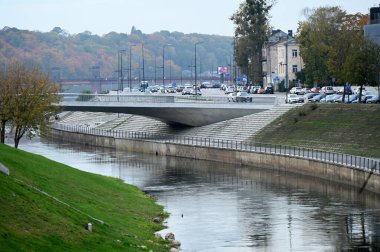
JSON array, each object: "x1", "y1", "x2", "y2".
[
  {"x1": 0, "y1": 144, "x2": 169, "y2": 251},
  {"x1": 250, "y1": 103, "x2": 380, "y2": 158}
]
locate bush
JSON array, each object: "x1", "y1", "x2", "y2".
[
  {"x1": 310, "y1": 104, "x2": 318, "y2": 111},
  {"x1": 299, "y1": 111, "x2": 307, "y2": 117}
]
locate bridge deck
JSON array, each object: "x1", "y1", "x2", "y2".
[{"x1": 58, "y1": 93, "x2": 278, "y2": 126}]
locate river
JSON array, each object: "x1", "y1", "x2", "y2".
[{"x1": 8, "y1": 136, "x2": 380, "y2": 251}]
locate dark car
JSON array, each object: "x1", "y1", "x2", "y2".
[{"x1": 264, "y1": 86, "x2": 274, "y2": 94}]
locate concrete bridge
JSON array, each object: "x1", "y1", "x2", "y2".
[{"x1": 58, "y1": 93, "x2": 278, "y2": 127}]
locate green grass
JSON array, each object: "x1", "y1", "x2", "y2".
[
  {"x1": 0, "y1": 144, "x2": 170, "y2": 251},
  {"x1": 250, "y1": 103, "x2": 380, "y2": 158}
]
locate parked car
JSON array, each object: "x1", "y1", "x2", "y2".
[
  {"x1": 324, "y1": 94, "x2": 342, "y2": 103},
  {"x1": 225, "y1": 86, "x2": 235, "y2": 94},
  {"x1": 337, "y1": 87, "x2": 353, "y2": 95},
  {"x1": 343, "y1": 94, "x2": 358, "y2": 103},
  {"x1": 310, "y1": 87, "x2": 320, "y2": 93},
  {"x1": 249, "y1": 85, "x2": 261, "y2": 94},
  {"x1": 366, "y1": 95, "x2": 379, "y2": 103},
  {"x1": 182, "y1": 86, "x2": 193, "y2": 95},
  {"x1": 309, "y1": 93, "x2": 326, "y2": 102},
  {"x1": 286, "y1": 94, "x2": 304, "y2": 104},
  {"x1": 191, "y1": 89, "x2": 202, "y2": 96},
  {"x1": 264, "y1": 86, "x2": 274, "y2": 94},
  {"x1": 258, "y1": 87, "x2": 265, "y2": 94},
  {"x1": 320, "y1": 86, "x2": 335, "y2": 95},
  {"x1": 303, "y1": 92, "x2": 319, "y2": 102},
  {"x1": 228, "y1": 92, "x2": 237, "y2": 102},
  {"x1": 354, "y1": 87, "x2": 366, "y2": 95},
  {"x1": 167, "y1": 87, "x2": 176, "y2": 93},
  {"x1": 289, "y1": 87, "x2": 305, "y2": 95}
]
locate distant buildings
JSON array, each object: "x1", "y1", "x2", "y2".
[
  {"x1": 364, "y1": 5, "x2": 380, "y2": 45},
  {"x1": 262, "y1": 30, "x2": 303, "y2": 90}
]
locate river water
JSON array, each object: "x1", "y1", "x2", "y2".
[{"x1": 9, "y1": 136, "x2": 380, "y2": 251}]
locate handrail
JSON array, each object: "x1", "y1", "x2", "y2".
[{"x1": 51, "y1": 122, "x2": 380, "y2": 174}]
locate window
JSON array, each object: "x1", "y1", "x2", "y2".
[
  {"x1": 292, "y1": 49, "x2": 298, "y2": 58},
  {"x1": 292, "y1": 65, "x2": 298, "y2": 73}
]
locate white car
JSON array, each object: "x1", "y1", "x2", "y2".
[
  {"x1": 224, "y1": 86, "x2": 235, "y2": 94},
  {"x1": 289, "y1": 87, "x2": 305, "y2": 95},
  {"x1": 286, "y1": 94, "x2": 304, "y2": 104}
]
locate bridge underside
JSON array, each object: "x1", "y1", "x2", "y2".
[{"x1": 60, "y1": 103, "x2": 272, "y2": 127}]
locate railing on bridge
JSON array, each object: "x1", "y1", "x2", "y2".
[
  {"x1": 52, "y1": 123, "x2": 380, "y2": 174},
  {"x1": 58, "y1": 93, "x2": 279, "y2": 105}
]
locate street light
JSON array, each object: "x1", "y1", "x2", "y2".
[
  {"x1": 194, "y1": 41, "x2": 203, "y2": 95},
  {"x1": 162, "y1": 44, "x2": 172, "y2": 89},
  {"x1": 129, "y1": 44, "x2": 136, "y2": 92},
  {"x1": 141, "y1": 43, "x2": 145, "y2": 82},
  {"x1": 118, "y1": 50, "x2": 126, "y2": 91}
]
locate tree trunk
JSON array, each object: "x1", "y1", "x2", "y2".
[
  {"x1": 14, "y1": 126, "x2": 25, "y2": 149},
  {"x1": 0, "y1": 120, "x2": 6, "y2": 144},
  {"x1": 358, "y1": 84, "x2": 364, "y2": 103}
]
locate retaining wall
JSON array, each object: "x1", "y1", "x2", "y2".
[{"x1": 47, "y1": 128, "x2": 380, "y2": 194}]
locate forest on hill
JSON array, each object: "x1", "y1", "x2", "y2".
[{"x1": 0, "y1": 26, "x2": 233, "y2": 80}]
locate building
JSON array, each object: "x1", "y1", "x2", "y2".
[
  {"x1": 262, "y1": 30, "x2": 304, "y2": 90},
  {"x1": 364, "y1": 5, "x2": 380, "y2": 45}
]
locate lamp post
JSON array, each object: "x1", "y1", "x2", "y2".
[
  {"x1": 285, "y1": 35, "x2": 289, "y2": 103},
  {"x1": 141, "y1": 43, "x2": 145, "y2": 82},
  {"x1": 129, "y1": 44, "x2": 136, "y2": 92},
  {"x1": 118, "y1": 50, "x2": 126, "y2": 92},
  {"x1": 162, "y1": 44, "x2": 172, "y2": 89},
  {"x1": 194, "y1": 41, "x2": 203, "y2": 95}
]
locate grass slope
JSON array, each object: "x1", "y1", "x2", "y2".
[
  {"x1": 0, "y1": 144, "x2": 169, "y2": 251},
  {"x1": 251, "y1": 104, "x2": 380, "y2": 158}
]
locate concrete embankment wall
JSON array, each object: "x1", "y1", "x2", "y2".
[{"x1": 47, "y1": 128, "x2": 380, "y2": 194}]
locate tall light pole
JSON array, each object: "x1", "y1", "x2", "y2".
[
  {"x1": 129, "y1": 44, "x2": 136, "y2": 92},
  {"x1": 162, "y1": 44, "x2": 171, "y2": 89},
  {"x1": 118, "y1": 50, "x2": 126, "y2": 91},
  {"x1": 194, "y1": 41, "x2": 203, "y2": 94},
  {"x1": 285, "y1": 31, "x2": 290, "y2": 103},
  {"x1": 141, "y1": 43, "x2": 145, "y2": 82}
]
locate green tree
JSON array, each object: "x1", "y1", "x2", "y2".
[
  {"x1": 327, "y1": 13, "x2": 369, "y2": 86},
  {"x1": 231, "y1": 0, "x2": 274, "y2": 85},
  {"x1": 343, "y1": 37, "x2": 380, "y2": 102},
  {"x1": 297, "y1": 7, "x2": 346, "y2": 85},
  {"x1": 4, "y1": 62, "x2": 59, "y2": 148},
  {"x1": 0, "y1": 66, "x2": 14, "y2": 143}
]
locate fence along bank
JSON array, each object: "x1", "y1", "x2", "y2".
[{"x1": 47, "y1": 123, "x2": 380, "y2": 195}]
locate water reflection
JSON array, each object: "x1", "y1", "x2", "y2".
[{"x1": 11, "y1": 137, "x2": 380, "y2": 252}]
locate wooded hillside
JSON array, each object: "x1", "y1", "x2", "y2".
[{"x1": 0, "y1": 26, "x2": 233, "y2": 80}]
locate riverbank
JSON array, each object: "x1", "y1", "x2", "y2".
[
  {"x1": 0, "y1": 144, "x2": 171, "y2": 251},
  {"x1": 46, "y1": 126, "x2": 380, "y2": 194},
  {"x1": 252, "y1": 103, "x2": 380, "y2": 158}
]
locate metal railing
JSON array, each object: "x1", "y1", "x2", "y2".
[
  {"x1": 51, "y1": 123, "x2": 380, "y2": 174},
  {"x1": 58, "y1": 93, "x2": 278, "y2": 105}
]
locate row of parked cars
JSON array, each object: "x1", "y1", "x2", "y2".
[{"x1": 287, "y1": 89, "x2": 379, "y2": 104}]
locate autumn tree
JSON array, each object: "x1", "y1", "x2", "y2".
[
  {"x1": 231, "y1": 0, "x2": 275, "y2": 85},
  {"x1": 3, "y1": 62, "x2": 59, "y2": 148}
]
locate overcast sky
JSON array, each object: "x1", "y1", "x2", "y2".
[{"x1": 0, "y1": 0, "x2": 376, "y2": 36}]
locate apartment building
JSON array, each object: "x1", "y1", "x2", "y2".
[
  {"x1": 262, "y1": 30, "x2": 303, "y2": 90},
  {"x1": 364, "y1": 5, "x2": 380, "y2": 45}
]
